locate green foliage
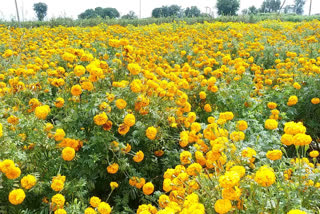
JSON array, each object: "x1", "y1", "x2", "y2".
[
  {"x1": 151, "y1": 5, "x2": 182, "y2": 18},
  {"x1": 216, "y1": 0, "x2": 240, "y2": 16},
  {"x1": 78, "y1": 7, "x2": 120, "y2": 19},
  {"x1": 33, "y1": 2, "x2": 48, "y2": 21},
  {"x1": 260, "y1": 0, "x2": 281, "y2": 13},
  {"x1": 184, "y1": 6, "x2": 201, "y2": 18}
]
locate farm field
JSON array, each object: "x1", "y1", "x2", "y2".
[{"x1": 0, "y1": 20, "x2": 320, "y2": 214}]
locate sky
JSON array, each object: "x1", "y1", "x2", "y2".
[{"x1": 0, "y1": 0, "x2": 319, "y2": 21}]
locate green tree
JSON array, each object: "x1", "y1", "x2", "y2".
[
  {"x1": 121, "y1": 11, "x2": 138, "y2": 19},
  {"x1": 216, "y1": 0, "x2": 240, "y2": 16},
  {"x1": 248, "y1": 6, "x2": 258, "y2": 14},
  {"x1": 294, "y1": 0, "x2": 306, "y2": 14},
  {"x1": 260, "y1": 0, "x2": 281, "y2": 13},
  {"x1": 185, "y1": 6, "x2": 201, "y2": 17},
  {"x1": 78, "y1": 7, "x2": 120, "y2": 19},
  {"x1": 78, "y1": 9, "x2": 98, "y2": 19},
  {"x1": 152, "y1": 5, "x2": 182, "y2": 18},
  {"x1": 33, "y1": 2, "x2": 48, "y2": 21}
]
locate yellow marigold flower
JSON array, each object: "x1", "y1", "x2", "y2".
[
  {"x1": 214, "y1": 199, "x2": 232, "y2": 214},
  {"x1": 265, "y1": 119, "x2": 278, "y2": 130},
  {"x1": 293, "y1": 82, "x2": 301, "y2": 90},
  {"x1": 70, "y1": 84, "x2": 82, "y2": 96},
  {"x1": 199, "y1": 91, "x2": 206, "y2": 99},
  {"x1": 284, "y1": 122, "x2": 306, "y2": 135},
  {"x1": 118, "y1": 123, "x2": 130, "y2": 135},
  {"x1": 103, "y1": 120, "x2": 113, "y2": 131},
  {"x1": 267, "y1": 102, "x2": 277, "y2": 110},
  {"x1": 9, "y1": 189, "x2": 25, "y2": 205},
  {"x1": 229, "y1": 165, "x2": 246, "y2": 178},
  {"x1": 54, "y1": 128, "x2": 66, "y2": 141},
  {"x1": 204, "y1": 104, "x2": 212, "y2": 112},
  {"x1": 110, "y1": 181, "x2": 119, "y2": 190},
  {"x1": 5, "y1": 166, "x2": 21, "y2": 179},
  {"x1": 159, "y1": 195, "x2": 170, "y2": 208},
  {"x1": 310, "y1": 150, "x2": 319, "y2": 158},
  {"x1": 143, "y1": 182, "x2": 154, "y2": 195},
  {"x1": 35, "y1": 105, "x2": 51, "y2": 119},
  {"x1": 254, "y1": 166, "x2": 276, "y2": 187},
  {"x1": 90, "y1": 196, "x2": 101, "y2": 208},
  {"x1": 51, "y1": 194, "x2": 65, "y2": 209},
  {"x1": 128, "y1": 63, "x2": 141, "y2": 75},
  {"x1": 287, "y1": 209, "x2": 306, "y2": 214},
  {"x1": 230, "y1": 131, "x2": 245, "y2": 142},
  {"x1": 180, "y1": 151, "x2": 192, "y2": 165},
  {"x1": 1, "y1": 159, "x2": 14, "y2": 174},
  {"x1": 51, "y1": 177, "x2": 64, "y2": 192},
  {"x1": 115, "y1": 99, "x2": 127, "y2": 109},
  {"x1": 55, "y1": 98, "x2": 65, "y2": 108},
  {"x1": 20, "y1": 175, "x2": 36, "y2": 190},
  {"x1": 237, "y1": 120, "x2": 248, "y2": 131},
  {"x1": 85, "y1": 207, "x2": 97, "y2": 214},
  {"x1": 7, "y1": 115, "x2": 19, "y2": 125},
  {"x1": 107, "y1": 163, "x2": 119, "y2": 174},
  {"x1": 54, "y1": 209, "x2": 67, "y2": 214},
  {"x1": 219, "y1": 171, "x2": 240, "y2": 188},
  {"x1": 124, "y1": 113, "x2": 135, "y2": 127},
  {"x1": 81, "y1": 81, "x2": 94, "y2": 91},
  {"x1": 311, "y1": 98, "x2": 320, "y2": 104},
  {"x1": 97, "y1": 202, "x2": 111, "y2": 214},
  {"x1": 293, "y1": 133, "x2": 312, "y2": 146},
  {"x1": 146, "y1": 126, "x2": 157, "y2": 140},
  {"x1": 133, "y1": 151, "x2": 144, "y2": 163},
  {"x1": 62, "y1": 147, "x2": 75, "y2": 161},
  {"x1": 266, "y1": 150, "x2": 283, "y2": 161},
  {"x1": 0, "y1": 123, "x2": 2, "y2": 137},
  {"x1": 222, "y1": 186, "x2": 242, "y2": 200},
  {"x1": 241, "y1": 147, "x2": 256, "y2": 163},
  {"x1": 94, "y1": 112, "x2": 108, "y2": 126},
  {"x1": 287, "y1": 95, "x2": 298, "y2": 106},
  {"x1": 186, "y1": 163, "x2": 202, "y2": 176},
  {"x1": 74, "y1": 65, "x2": 86, "y2": 77}
]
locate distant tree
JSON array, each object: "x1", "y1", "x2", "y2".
[
  {"x1": 248, "y1": 6, "x2": 258, "y2": 14},
  {"x1": 102, "y1": 8, "x2": 120, "y2": 18},
  {"x1": 151, "y1": 5, "x2": 182, "y2": 18},
  {"x1": 33, "y1": 2, "x2": 47, "y2": 21},
  {"x1": 185, "y1": 6, "x2": 201, "y2": 17},
  {"x1": 216, "y1": 0, "x2": 240, "y2": 16},
  {"x1": 78, "y1": 9, "x2": 98, "y2": 19},
  {"x1": 294, "y1": 0, "x2": 306, "y2": 14},
  {"x1": 78, "y1": 7, "x2": 119, "y2": 19},
  {"x1": 121, "y1": 11, "x2": 138, "y2": 19},
  {"x1": 152, "y1": 8, "x2": 163, "y2": 18},
  {"x1": 241, "y1": 9, "x2": 249, "y2": 15},
  {"x1": 260, "y1": 0, "x2": 281, "y2": 13}
]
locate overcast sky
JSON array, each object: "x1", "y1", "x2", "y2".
[{"x1": 0, "y1": 0, "x2": 318, "y2": 21}]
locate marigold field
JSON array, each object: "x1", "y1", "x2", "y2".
[{"x1": 0, "y1": 20, "x2": 320, "y2": 214}]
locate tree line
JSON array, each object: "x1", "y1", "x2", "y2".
[{"x1": 31, "y1": 0, "x2": 312, "y2": 21}]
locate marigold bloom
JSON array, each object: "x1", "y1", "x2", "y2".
[
  {"x1": 9, "y1": 189, "x2": 25, "y2": 205},
  {"x1": 287, "y1": 209, "x2": 306, "y2": 214},
  {"x1": 71, "y1": 84, "x2": 82, "y2": 96},
  {"x1": 214, "y1": 199, "x2": 232, "y2": 214},
  {"x1": 115, "y1": 99, "x2": 127, "y2": 109},
  {"x1": 55, "y1": 98, "x2": 65, "y2": 108},
  {"x1": 287, "y1": 95, "x2": 298, "y2": 106},
  {"x1": 267, "y1": 102, "x2": 277, "y2": 109},
  {"x1": 5, "y1": 166, "x2": 21, "y2": 179},
  {"x1": 107, "y1": 163, "x2": 119, "y2": 174},
  {"x1": 199, "y1": 91, "x2": 206, "y2": 99},
  {"x1": 254, "y1": 166, "x2": 276, "y2": 187},
  {"x1": 97, "y1": 202, "x2": 111, "y2": 214},
  {"x1": 310, "y1": 150, "x2": 319, "y2": 158},
  {"x1": 293, "y1": 133, "x2": 312, "y2": 146},
  {"x1": 7, "y1": 115, "x2": 19, "y2": 125},
  {"x1": 133, "y1": 151, "x2": 144, "y2": 163},
  {"x1": 54, "y1": 129, "x2": 66, "y2": 141},
  {"x1": 110, "y1": 182, "x2": 119, "y2": 190},
  {"x1": 128, "y1": 63, "x2": 141, "y2": 75},
  {"x1": 124, "y1": 113, "x2": 135, "y2": 127},
  {"x1": 265, "y1": 119, "x2": 278, "y2": 130},
  {"x1": 85, "y1": 207, "x2": 97, "y2": 214},
  {"x1": 118, "y1": 123, "x2": 130, "y2": 135},
  {"x1": 311, "y1": 98, "x2": 320, "y2": 104},
  {"x1": 180, "y1": 151, "x2": 192, "y2": 165},
  {"x1": 74, "y1": 65, "x2": 86, "y2": 76},
  {"x1": 62, "y1": 147, "x2": 75, "y2": 161},
  {"x1": 266, "y1": 150, "x2": 283, "y2": 161},
  {"x1": 146, "y1": 126, "x2": 157, "y2": 140},
  {"x1": 90, "y1": 196, "x2": 101, "y2": 208},
  {"x1": 142, "y1": 182, "x2": 154, "y2": 195},
  {"x1": 51, "y1": 194, "x2": 65, "y2": 209},
  {"x1": 54, "y1": 209, "x2": 67, "y2": 214},
  {"x1": 219, "y1": 171, "x2": 240, "y2": 188},
  {"x1": 35, "y1": 105, "x2": 51, "y2": 119},
  {"x1": 237, "y1": 120, "x2": 248, "y2": 131},
  {"x1": 94, "y1": 112, "x2": 108, "y2": 126},
  {"x1": 21, "y1": 175, "x2": 36, "y2": 190}
]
